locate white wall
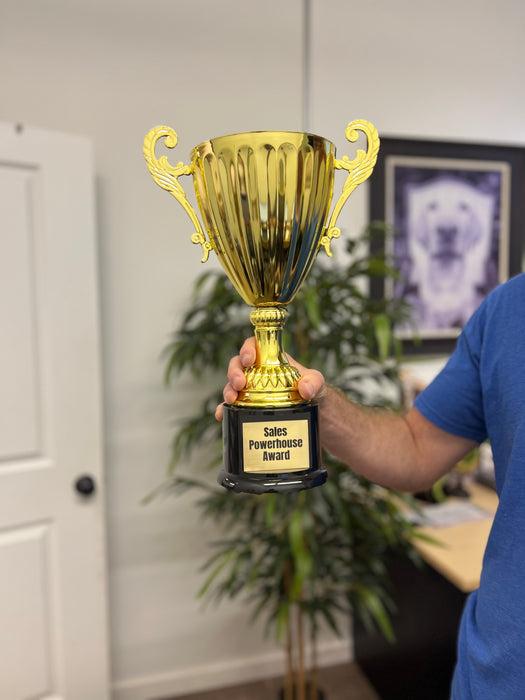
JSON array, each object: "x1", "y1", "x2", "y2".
[
  {"x1": 1, "y1": 0, "x2": 524, "y2": 697},
  {"x1": 310, "y1": 0, "x2": 525, "y2": 245}
]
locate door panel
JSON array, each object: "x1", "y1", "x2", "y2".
[
  {"x1": 0, "y1": 523, "x2": 53, "y2": 698},
  {"x1": 0, "y1": 122, "x2": 110, "y2": 700},
  {"x1": 0, "y1": 165, "x2": 41, "y2": 460}
]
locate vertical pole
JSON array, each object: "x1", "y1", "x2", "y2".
[
  {"x1": 302, "y1": 0, "x2": 312, "y2": 132},
  {"x1": 297, "y1": 605, "x2": 306, "y2": 700}
]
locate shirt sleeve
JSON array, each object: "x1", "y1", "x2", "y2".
[{"x1": 414, "y1": 309, "x2": 488, "y2": 445}]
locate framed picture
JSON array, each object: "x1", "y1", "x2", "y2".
[{"x1": 370, "y1": 136, "x2": 525, "y2": 354}]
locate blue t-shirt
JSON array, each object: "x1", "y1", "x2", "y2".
[{"x1": 415, "y1": 273, "x2": 525, "y2": 699}]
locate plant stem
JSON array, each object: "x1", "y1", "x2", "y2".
[
  {"x1": 297, "y1": 605, "x2": 306, "y2": 700},
  {"x1": 284, "y1": 561, "x2": 294, "y2": 700},
  {"x1": 285, "y1": 612, "x2": 294, "y2": 700},
  {"x1": 308, "y1": 623, "x2": 318, "y2": 700}
]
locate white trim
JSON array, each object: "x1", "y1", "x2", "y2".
[{"x1": 112, "y1": 638, "x2": 351, "y2": 700}]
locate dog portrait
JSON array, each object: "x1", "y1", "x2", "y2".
[
  {"x1": 388, "y1": 163, "x2": 507, "y2": 337},
  {"x1": 370, "y1": 138, "x2": 525, "y2": 351},
  {"x1": 404, "y1": 176, "x2": 495, "y2": 330}
]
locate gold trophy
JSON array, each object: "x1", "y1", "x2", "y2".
[{"x1": 144, "y1": 122, "x2": 379, "y2": 494}]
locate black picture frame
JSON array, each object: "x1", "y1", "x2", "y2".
[{"x1": 370, "y1": 136, "x2": 525, "y2": 354}]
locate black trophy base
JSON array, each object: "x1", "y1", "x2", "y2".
[{"x1": 219, "y1": 403, "x2": 327, "y2": 494}]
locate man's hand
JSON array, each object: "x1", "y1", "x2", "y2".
[
  {"x1": 214, "y1": 340, "x2": 478, "y2": 492},
  {"x1": 215, "y1": 338, "x2": 327, "y2": 420}
]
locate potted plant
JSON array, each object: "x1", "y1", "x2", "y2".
[{"x1": 156, "y1": 223, "x2": 420, "y2": 700}]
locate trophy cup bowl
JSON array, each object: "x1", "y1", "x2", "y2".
[{"x1": 144, "y1": 122, "x2": 379, "y2": 494}]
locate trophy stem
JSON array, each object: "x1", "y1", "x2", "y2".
[{"x1": 235, "y1": 306, "x2": 304, "y2": 407}]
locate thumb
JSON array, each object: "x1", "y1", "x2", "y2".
[{"x1": 297, "y1": 369, "x2": 327, "y2": 401}]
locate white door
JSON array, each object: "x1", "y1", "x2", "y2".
[{"x1": 0, "y1": 122, "x2": 110, "y2": 700}]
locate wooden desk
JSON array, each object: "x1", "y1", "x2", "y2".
[
  {"x1": 413, "y1": 482, "x2": 498, "y2": 592},
  {"x1": 354, "y1": 482, "x2": 499, "y2": 699}
]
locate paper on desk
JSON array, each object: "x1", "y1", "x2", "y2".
[{"x1": 408, "y1": 500, "x2": 492, "y2": 528}]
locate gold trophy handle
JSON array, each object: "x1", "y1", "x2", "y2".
[
  {"x1": 143, "y1": 126, "x2": 213, "y2": 262},
  {"x1": 320, "y1": 120, "x2": 380, "y2": 256}
]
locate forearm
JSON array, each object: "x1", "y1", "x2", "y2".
[
  {"x1": 219, "y1": 339, "x2": 477, "y2": 490},
  {"x1": 316, "y1": 385, "x2": 475, "y2": 492}
]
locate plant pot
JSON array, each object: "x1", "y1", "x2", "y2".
[{"x1": 278, "y1": 683, "x2": 326, "y2": 700}]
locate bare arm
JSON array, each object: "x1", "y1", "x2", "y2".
[
  {"x1": 314, "y1": 384, "x2": 477, "y2": 491},
  {"x1": 216, "y1": 339, "x2": 478, "y2": 492}
]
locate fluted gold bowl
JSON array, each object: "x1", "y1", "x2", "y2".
[{"x1": 191, "y1": 131, "x2": 336, "y2": 306}]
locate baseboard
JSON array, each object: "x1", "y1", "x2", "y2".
[{"x1": 112, "y1": 638, "x2": 351, "y2": 700}]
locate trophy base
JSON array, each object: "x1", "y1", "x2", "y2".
[
  {"x1": 220, "y1": 403, "x2": 327, "y2": 494},
  {"x1": 217, "y1": 467, "x2": 327, "y2": 495}
]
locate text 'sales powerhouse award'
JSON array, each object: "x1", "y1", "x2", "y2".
[{"x1": 144, "y1": 121, "x2": 379, "y2": 494}]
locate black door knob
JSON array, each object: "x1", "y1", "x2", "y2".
[{"x1": 75, "y1": 475, "x2": 96, "y2": 497}]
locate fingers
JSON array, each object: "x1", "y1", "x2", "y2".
[
  {"x1": 227, "y1": 355, "x2": 248, "y2": 392},
  {"x1": 214, "y1": 402, "x2": 225, "y2": 421},
  {"x1": 215, "y1": 338, "x2": 256, "y2": 421},
  {"x1": 226, "y1": 337, "x2": 255, "y2": 392},
  {"x1": 215, "y1": 337, "x2": 327, "y2": 422},
  {"x1": 238, "y1": 337, "x2": 257, "y2": 368},
  {"x1": 215, "y1": 380, "x2": 238, "y2": 422},
  {"x1": 223, "y1": 378, "x2": 240, "y2": 404}
]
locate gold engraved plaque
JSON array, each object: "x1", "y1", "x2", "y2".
[
  {"x1": 144, "y1": 122, "x2": 379, "y2": 494},
  {"x1": 243, "y1": 420, "x2": 310, "y2": 474}
]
